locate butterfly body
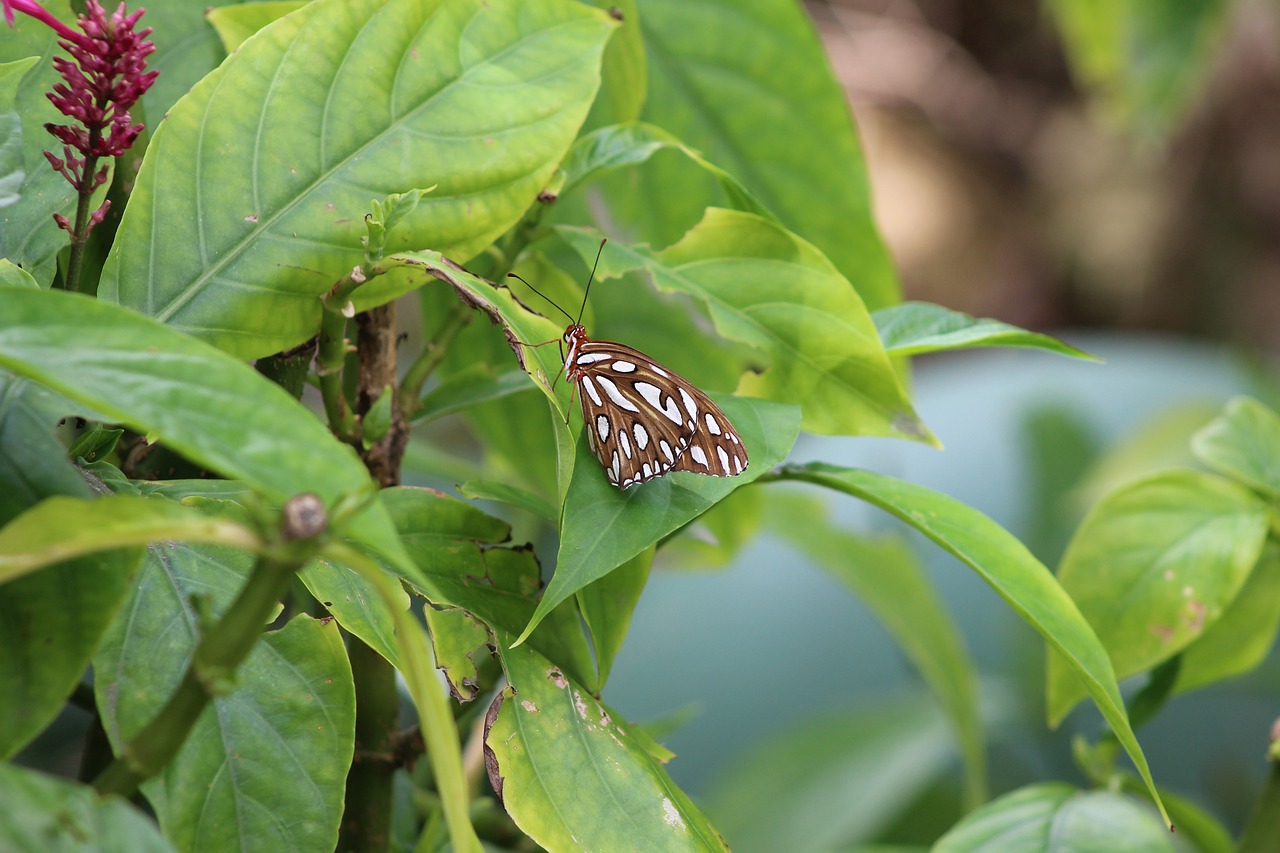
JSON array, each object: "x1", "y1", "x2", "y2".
[{"x1": 560, "y1": 323, "x2": 748, "y2": 489}]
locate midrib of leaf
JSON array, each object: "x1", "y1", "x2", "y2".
[{"x1": 152, "y1": 9, "x2": 591, "y2": 324}]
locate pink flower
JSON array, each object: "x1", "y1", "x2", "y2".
[{"x1": 7, "y1": 0, "x2": 158, "y2": 239}]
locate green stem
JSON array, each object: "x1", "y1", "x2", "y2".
[
  {"x1": 318, "y1": 283, "x2": 362, "y2": 445},
  {"x1": 339, "y1": 639, "x2": 399, "y2": 853},
  {"x1": 1240, "y1": 727, "x2": 1280, "y2": 853},
  {"x1": 61, "y1": 150, "x2": 101, "y2": 294},
  {"x1": 400, "y1": 301, "x2": 472, "y2": 415},
  {"x1": 92, "y1": 553, "x2": 304, "y2": 798}
]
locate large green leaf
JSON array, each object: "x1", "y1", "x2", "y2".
[
  {"x1": 777, "y1": 463, "x2": 1169, "y2": 827},
  {"x1": 0, "y1": 764, "x2": 176, "y2": 853},
  {"x1": 1047, "y1": 470, "x2": 1270, "y2": 719},
  {"x1": 0, "y1": 3, "x2": 79, "y2": 285},
  {"x1": 1175, "y1": 542, "x2": 1280, "y2": 694},
  {"x1": 575, "y1": 545, "x2": 653, "y2": 691},
  {"x1": 766, "y1": 493, "x2": 986, "y2": 808},
  {"x1": 1045, "y1": 0, "x2": 1230, "y2": 138},
  {"x1": 380, "y1": 486, "x2": 597, "y2": 690},
  {"x1": 0, "y1": 57, "x2": 38, "y2": 210},
  {"x1": 1191, "y1": 396, "x2": 1280, "y2": 499},
  {"x1": 485, "y1": 637, "x2": 730, "y2": 851},
  {"x1": 0, "y1": 378, "x2": 140, "y2": 759},
  {"x1": 99, "y1": 612, "x2": 354, "y2": 852},
  {"x1": 135, "y1": 0, "x2": 233, "y2": 122},
  {"x1": 704, "y1": 697, "x2": 956, "y2": 853},
  {"x1": 599, "y1": 0, "x2": 899, "y2": 310},
  {"x1": 874, "y1": 302, "x2": 1099, "y2": 361},
  {"x1": 524, "y1": 395, "x2": 801, "y2": 643},
  {"x1": 558, "y1": 213, "x2": 931, "y2": 439},
  {"x1": 933, "y1": 783, "x2": 1173, "y2": 853},
  {"x1": 0, "y1": 287, "x2": 413, "y2": 574},
  {"x1": 100, "y1": 0, "x2": 615, "y2": 360}
]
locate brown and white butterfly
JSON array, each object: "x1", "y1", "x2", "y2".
[{"x1": 510, "y1": 241, "x2": 748, "y2": 489}]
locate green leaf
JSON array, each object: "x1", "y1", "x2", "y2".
[
  {"x1": 486, "y1": 637, "x2": 730, "y2": 851},
  {"x1": 0, "y1": 494, "x2": 259, "y2": 586},
  {"x1": 457, "y1": 479, "x2": 558, "y2": 525},
  {"x1": 380, "y1": 486, "x2": 596, "y2": 689},
  {"x1": 767, "y1": 493, "x2": 986, "y2": 808},
  {"x1": 1191, "y1": 396, "x2": 1280, "y2": 498},
  {"x1": 206, "y1": 1, "x2": 306, "y2": 52},
  {"x1": 414, "y1": 364, "x2": 533, "y2": 423},
  {"x1": 874, "y1": 302, "x2": 1099, "y2": 360},
  {"x1": 362, "y1": 383, "x2": 394, "y2": 447},
  {"x1": 704, "y1": 697, "x2": 955, "y2": 853},
  {"x1": 101, "y1": 612, "x2": 355, "y2": 852},
  {"x1": 0, "y1": 8, "x2": 79, "y2": 285},
  {"x1": 1047, "y1": 470, "x2": 1269, "y2": 720},
  {"x1": 934, "y1": 783, "x2": 1173, "y2": 853},
  {"x1": 0, "y1": 764, "x2": 176, "y2": 853},
  {"x1": 0, "y1": 377, "x2": 144, "y2": 760},
  {"x1": 522, "y1": 396, "x2": 801, "y2": 644},
  {"x1": 1045, "y1": 0, "x2": 1230, "y2": 138},
  {"x1": 0, "y1": 287, "x2": 414, "y2": 575},
  {"x1": 602, "y1": 0, "x2": 899, "y2": 309},
  {"x1": 560, "y1": 122, "x2": 771, "y2": 217},
  {"x1": 661, "y1": 484, "x2": 764, "y2": 568},
  {"x1": 589, "y1": 0, "x2": 644, "y2": 124},
  {"x1": 137, "y1": 1, "x2": 229, "y2": 123},
  {"x1": 576, "y1": 545, "x2": 653, "y2": 691},
  {"x1": 0, "y1": 57, "x2": 39, "y2": 210},
  {"x1": 100, "y1": 0, "x2": 615, "y2": 360},
  {"x1": 558, "y1": 213, "x2": 931, "y2": 440},
  {"x1": 0, "y1": 259, "x2": 39, "y2": 288},
  {"x1": 777, "y1": 462, "x2": 1169, "y2": 827},
  {"x1": 1175, "y1": 542, "x2": 1280, "y2": 694}
]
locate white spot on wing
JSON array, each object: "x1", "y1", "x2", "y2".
[
  {"x1": 635, "y1": 382, "x2": 682, "y2": 424},
  {"x1": 689, "y1": 446, "x2": 709, "y2": 468},
  {"x1": 642, "y1": 462, "x2": 652, "y2": 478},
  {"x1": 576, "y1": 352, "x2": 612, "y2": 364},
  {"x1": 660, "y1": 440, "x2": 674, "y2": 462},
  {"x1": 610, "y1": 451, "x2": 620, "y2": 482},
  {"x1": 649, "y1": 364, "x2": 669, "y2": 378},
  {"x1": 678, "y1": 387, "x2": 697, "y2": 420},
  {"x1": 611, "y1": 360, "x2": 637, "y2": 372},
  {"x1": 619, "y1": 428, "x2": 632, "y2": 459},
  {"x1": 632, "y1": 422, "x2": 649, "y2": 450},
  {"x1": 704, "y1": 413, "x2": 721, "y2": 435},
  {"x1": 596, "y1": 414, "x2": 609, "y2": 442},
  {"x1": 595, "y1": 375, "x2": 640, "y2": 412},
  {"x1": 581, "y1": 376, "x2": 603, "y2": 407},
  {"x1": 733, "y1": 455, "x2": 744, "y2": 473},
  {"x1": 717, "y1": 445, "x2": 730, "y2": 472}
]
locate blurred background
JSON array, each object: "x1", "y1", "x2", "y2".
[{"x1": 602, "y1": 1, "x2": 1280, "y2": 849}]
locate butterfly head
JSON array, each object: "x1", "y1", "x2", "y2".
[{"x1": 563, "y1": 324, "x2": 587, "y2": 346}]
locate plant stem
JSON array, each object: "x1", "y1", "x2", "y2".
[
  {"x1": 356, "y1": 302, "x2": 408, "y2": 487},
  {"x1": 318, "y1": 285, "x2": 361, "y2": 445},
  {"x1": 61, "y1": 148, "x2": 101, "y2": 294},
  {"x1": 92, "y1": 553, "x2": 304, "y2": 798},
  {"x1": 400, "y1": 301, "x2": 472, "y2": 414},
  {"x1": 339, "y1": 639, "x2": 399, "y2": 853},
  {"x1": 1240, "y1": 723, "x2": 1280, "y2": 853}
]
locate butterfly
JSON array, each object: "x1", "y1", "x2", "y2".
[{"x1": 509, "y1": 241, "x2": 748, "y2": 489}]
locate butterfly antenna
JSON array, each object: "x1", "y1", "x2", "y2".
[
  {"x1": 576, "y1": 238, "x2": 607, "y2": 326},
  {"x1": 507, "y1": 272, "x2": 575, "y2": 325}
]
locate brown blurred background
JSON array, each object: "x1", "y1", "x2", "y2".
[{"x1": 806, "y1": 0, "x2": 1280, "y2": 353}]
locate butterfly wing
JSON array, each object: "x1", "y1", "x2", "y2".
[{"x1": 573, "y1": 340, "x2": 748, "y2": 489}]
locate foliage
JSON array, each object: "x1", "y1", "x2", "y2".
[{"x1": 2, "y1": 0, "x2": 1273, "y2": 852}]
